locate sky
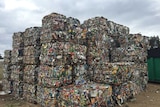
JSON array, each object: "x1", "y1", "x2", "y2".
[{"x1": 0, "y1": 0, "x2": 160, "y2": 56}]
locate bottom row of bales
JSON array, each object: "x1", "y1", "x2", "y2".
[{"x1": 3, "y1": 61, "x2": 147, "y2": 107}]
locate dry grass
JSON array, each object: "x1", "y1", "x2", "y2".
[{"x1": 0, "y1": 61, "x2": 3, "y2": 80}]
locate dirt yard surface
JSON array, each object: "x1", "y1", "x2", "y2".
[
  {"x1": 122, "y1": 83, "x2": 160, "y2": 107},
  {"x1": 0, "y1": 83, "x2": 160, "y2": 107}
]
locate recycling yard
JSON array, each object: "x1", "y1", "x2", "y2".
[{"x1": 1, "y1": 13, "x2": 160, "y2": 107}]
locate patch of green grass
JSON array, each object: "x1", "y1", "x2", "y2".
[{"x1": 0, "y1": 61, "x2": 4, "y2": 80}]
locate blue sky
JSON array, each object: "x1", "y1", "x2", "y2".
[{"x1": 0, "y1": 0, "x2": 160, "y2": 56}]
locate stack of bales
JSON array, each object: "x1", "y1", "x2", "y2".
[
  {"x1": 110, "y1": 33, "x2": 149, "y2": 103},
  {"x1": 81, "y1": 17, "x2": 148, "y2": 106},
  {"x1": 111, "y1": 33, "x2": 149, "y2": 63},
  {"x1": 3, "y1": 12, "x2": 149, "y2": 107},
  {"x1": 58, "y1": 83, "x2": 113, "y2": 107},
  {"x1": 10, "y1": 32, "x2": 24, "y2": 98},
  {"x1": 37, "y1": 13, "x2": 87, "y2": 106},
  {"x1": 2, "y1": 50, "x2": 12, "y2": 93},
  {"x1": 127, "y1": 34, "x2": 149, "y2": 91},
  {"x1": 23, "y1": 27, "x2": 41, "y2": 102}
]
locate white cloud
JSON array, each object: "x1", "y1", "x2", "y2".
[
  {"x1": 4, "y1": 0, "x2": 38, "y2": 11},
  {"x1": 1, "y1": 0, "x2": 160, "y2": 55}
]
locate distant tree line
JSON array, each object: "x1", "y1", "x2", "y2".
[
  {"x1": 0, "y1": 54, "x2": 3, "y2": 59},
  {"x1": 149, "y1": 36, "x2": 160, "y2": 49}
]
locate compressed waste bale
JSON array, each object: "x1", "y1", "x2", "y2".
[
  {"x1": 23, "y1": 75, "x2": 36, "y2": 84},
  {"x1": 41, "y1": 13, "x2": 67, "y2": 43},
  {"x1": 3, "y1": 70, "x2": 11, "y2": 80},
  {"x1": 12, "y1": 32, "x2": 24, "y2": 49},
  {"x1": 23, "y1": 46, "x2": 40, "y2": 57},
  {"x1": 11, "y1": 81, "x2": 24, "y2": 98},
  {"x1": 4, "y1": 50, "x2": 12, "y2": 64},
  {"x1": 10, "y1": 72, "x2": 20, "y2": 81},
  {"x1": 130, "y1": 63, "x2": 148, "y2": 90},
  {"x1": 42, "y1": 13, "x2": 67, "y2": 31},
  {"x1": 36, "y1": 86, "x2": 58, "y2": 107},
  {"x1": 4, "y1": 50, "x2": 12, "y2": 58},
  {"x1": 111, "y1": 46, "x2": 147, "y2": 63},
  {"x1": 23, "y1": 56, "x2": 39, "y2": 65},
  {"x1": 11, "y1": 48, "x2": 23, "y2": 64},
  {"x1": 107, "y1": 21, "x2": 129, "y2": 35},
  {"x1": 3, "y1": 50, "x2": 12, "y2": 80},
  {"x1": 112, "y1": 81, "x2": 140, "y2": 106},
  {"x1": 39, "y1": 42, "x2": 87, "y2": 87},
  {"x1": 10, "y1": 65, "x2": 23, "y2": 82},
  {"x1": 23, "y1": 27, "x2": 41, "y2": 64},
  {"x1": 10, "y1": 32, "x2": 24, "y2": 98},
  {"x1": 40, "y1": 42, "x2": 68, "y2": 66},
  {"x1": 3, "y1": 56, "x2": 13, "y2": 96},
  {"x1": 40, "y1": 42, "x2": 86, "y2": 66},
  {"x1": 111, "y1": 34, "x2": 150, "y2": 63},
  {"x1": 23, "y1": 27, "x2": 41, "y2": 46},
  {"x1": 38, "y1": 65, "x2": 73, "y2": 87},
  {"x1": 2, "y1": 79, "x2": 13, "y2": 94},
  {"x1": 22, "y1": 27, "x2": 41, "y2": 102},
  {"x1": 81, "y1": 17, "x2": 129, "y2": 35},
  {"x1": 111, "y1": 47, "x2": 126, "y2": 62},
  {"x1": 38, "y1": 64, "x2": 87, "y2": 87},
  {"x1": 10, "y1": 65, "x2": 24, "y2": 83},
  {"x1": 11, "y1": 32, "x2": 24, "y2": 65},
  {"x1": 23, "y1": 65, "x2": 36, "y2": 85},
  {"x1": 81, "y1": 17, "x2": 118, "y2": 67},
  {"x1": 37, "y1": 83, "x2": 113, "y2": 107},
  {"x1": 89, "y1": 62, "x2": 134, "y2": 85},
  {"x1": 11, "y1": 65, "x2": 23, "y2": 75},
  {"x1": 127, "y1": 34, "x2": 150, "y2": 62},
  {"x1": 23, "y1": 83, "x2": 37, "y2": 102},
  {"x1": 41, "y1": 13, "x2": 85, "y2": 44},
  {"x1": 59, "y1": 83, "x2": 113, "y2": 107},
  {"x1": 23, "y1": 65, "x2": 38, "y2": 77}
]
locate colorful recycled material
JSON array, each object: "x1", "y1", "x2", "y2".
[
  {"x1": 38, "y1": 65, "x2": 73, "y2": 87},
  {"x1": 2, "y1": 12, "x2": 150, "y2": 107},
  {"x1": 59, "y1": 83, "x2": 113, "y2": 107},
  {"x1": 23, "y1": 75, "x2": 36, "y2": 84},
  {"x1": 36, "y1": 86, "x2": 57, "y2": 107},
  {"x1": 4, "y1": 50, "x2": 12, "y2": 58},
  {"x1": 23, "y1": 83, "x2": 37, "y2": 102},
  {"x1": 11, "y1": 81, "x2": 24, "y2": 98},
  {"x1": 23, "y1": 65, "x2": 38, "y2": 76},
  {"x1": 23, "y1": 56, "x2": 39, "y2": 65},
  {"x1": 81, "y1": 17, "x2": 129, "y2": 35},
  {"x1": 112, "y1": 81, "x2": 141, "y2": 106},
  {"x1": 11, "y1": 65, "x2": 23, "y2": 74},
  {"x1": 4, "y1": 50, "x2": 12, "y2": 64},
  {"x1": 24, "y1": 46, "x2": 40, "y2": 56},
  {"x1": 40, "y1": 42, "x2": 87, "y2": 66},
  {"x1": 3, "y1": 50, "x2": 13, "y2": 94},
  {"x1": 22, "y1": 27, "x2": 41, "y2": 102},
  {"x1": 23, "y1": 27, "x2": 41, "y2": 46},
  {"x1": 3, "y1": 50, "x2": 12, "y2": 80},
  {"x1": 89, "y1": 62, "x2": 134, "y2": 85},
  {"x1": 11, "y1": 49, "x2": 23, "y2": 64},
  {"x1": 2, "y1": 79, "x2": 13, "y2": 93},
  {"x1": 37, "y1": 83, "x2": 113, "y2": 107},
  {"x1": 130, "y1": 63, "x2": 148, "y2": 90},
  {"x1": 12, "y1": 32, "x2": 24, "y2": 49},
  {"x1": 42, "y1": 13, "x2": 67, "y2": 32}
]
